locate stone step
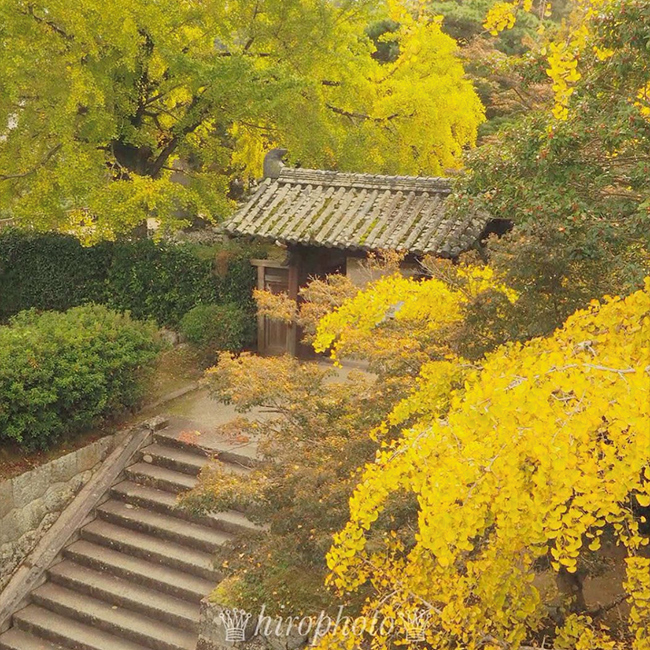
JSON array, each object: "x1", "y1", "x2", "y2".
[
  {"x1": 31, "y1": 583, "x2": 196, "y2": 650},
  {"x1": 13, "y1": 605, "x2": 151, "y2": 650},
  {"x1": 154, "y1": 429, "x2": 259, "y2": 468},
  {"x1": 151, "y1": 429, "x2": 210, "y2": 456},
  {"x1": 111, "y1": 481, "x2": 262, "y2": 536},
  {"x1": 63, "y1": 540, "x2": 214, "y2": 604},
  {"x1": 0, "y1": 628, "x2": 66, "y2": 650},
  {"x1": 204, "y1": 442, "x2": 259, "y2": 469},
  {"x1": 48, "y1": 561, "x2": 199, "y2": 632},
  {"x1": 96, "y1": 499, "x2": 232, "y2": 553},
  {"x1": 80, "y1": 520, "x2": 220, "y2": 581},
  {"x1": 139, "y1": 443, "x2": 206, "y2": 477},
  {"x1": 125, "y1": 462, "x2": 198, "y2": 494}
]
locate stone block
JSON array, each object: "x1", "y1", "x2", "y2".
[
  {"x1": 0, "y1": 510, "x2": 22, "y2": 545},
  {"x1": 75, "y1": 441, "x2": 103, "y2": 473},
  {"x1": 70, "y1": 470, "x2": 92, "y2": 494},
  {"x1": 11, "y1": 464, "x2": 50, "y2": 509},
  {"x1": 20, "y1": 498, "x2": 48, "y2": 532},
  {"x1": 49, "y1": 451, "x2": 78, "y2": 484},
  {"x1": 95, "y1": 435, "x2": 113, "y2": 459},
  {"x1": 0, "y1": 479, "x2": 14, "y2": 519},
  {"x1": 42, "y1": 485, "x2": 72, "y2": 513},
  {"x1": 147, "y1": 416, "x2": 170, "y2": 431}
]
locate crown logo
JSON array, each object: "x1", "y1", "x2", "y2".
[
  {"x1": 220, "y1": 608, "x2": 253, "y2": 643},
  {"x1": 399, "y1": 608, "x2": 431, "y2": 643}
]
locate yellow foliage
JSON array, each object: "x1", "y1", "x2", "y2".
[
  {"x1": 0, "y1": 0, "x2": 484, "y2": 237},
  {"x1": 484, "y1": 1, "x2": 519, "y2": 36},
  {"x1": 313, "y1": 265, "x2": 515, "y2": 370},
  {"x1": 253, "y1": 289, "x2": 298, "y2": 325},
  {"x1": 321, "y1": 278, "x2": 650, "y2": 649},
  {"x1": 484, "y1": 0, "x2": 616, "y2": 120}
]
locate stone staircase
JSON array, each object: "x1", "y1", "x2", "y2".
[{"x1": 0, "y1": 424, "x2": 257, "y2": 650}]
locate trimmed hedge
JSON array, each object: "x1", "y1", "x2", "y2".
[
  {"x1": 0, "y1": 231, "x2": 112, "y2": 317},
  {"x1": 0, "y1": 230, "x2": 262, "y2": 328},
  {"x1": 0, "y1": 304, "x2": 162, "y2": 451},
  {"x1": 103, "y1": 239, "x2": 220, "y2": 326}
]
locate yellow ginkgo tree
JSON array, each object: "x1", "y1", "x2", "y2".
[
  {"x1": 321, "y1": 278, "x2": 650, "y2": 650},
  {"x1": 0, "y1": 0, "x2": 483, "y2": 241}
]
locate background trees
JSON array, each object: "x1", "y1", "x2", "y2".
[
  {"x1": 0, "y1": 0, "x2": 483, "y2": 240},
  {"x1": 449, "y1": 0, "x2": 650, "y2": 343}
]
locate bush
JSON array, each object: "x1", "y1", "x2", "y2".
[
  {"x1": 0, "y1": 230, "x2": 265, "y2": 328},
  {"x1": 0, "y1": 304, "x2": 162, "y2": 451},
  {"x1": 179, "y1": 303, "x2": 251, "y2": 359}
]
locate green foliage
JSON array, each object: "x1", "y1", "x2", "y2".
[
  {"x1": 428, "y1": 0, "x2": 537, "y2": 51},
  {"x1": 179, "y1": 303, "x2": 252, "y2": 360},
  {"x1": 212, "y1": 245, "x2": 260, "y2": 313},
  {"x1": 104, "y1": 240, "x2": 219, "y2": 327},
  {"x1": 0, "y1": 230, "x2": 262, "y2": 328},
  {"x1": 0, "y1": 0, "x2": 484, "y2": 240},
  {"x1": 366, "y1": 20, "x2": 400, "y2": 63},
  {"x1": 0, "y1": 304, "x2": 161, "y2": 451},
  {"x1": 448, "y1": 0, "x2": 650, "y2": 346},
  {"x1": 0, "y1": 229, "x2": 111, "y2": 318}
]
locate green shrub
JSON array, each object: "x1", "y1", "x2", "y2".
[
  {"x1": 179, "y1": 303, "x2": 251, "y2": 359},
  {"x1": 104, "y1": 239, "x2": 219, "y2": 327},
  {"x1": 0, "y1": 230, "x2": 111, "y2": 320},
  {"x1": 0, "y1": 304, "x2": 162, "y2": 451},
  {"x1": 0, "y1": 229, "x2": 265, "y2": 328}
]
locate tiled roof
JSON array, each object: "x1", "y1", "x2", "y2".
[{"x1": 224, "y1": 167, "x2": 488, "y2": 256}]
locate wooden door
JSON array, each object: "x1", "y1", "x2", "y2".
[{"x1": 262, "y1": 267, "x2": 290, "y2": 355}]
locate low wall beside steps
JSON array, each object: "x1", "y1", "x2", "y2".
[{"x1": 0, "y1": 432, "x2": 127, "y2": 591}]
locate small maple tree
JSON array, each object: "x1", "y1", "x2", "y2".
[{"x1": 181, "y1": 259, "x2": 512, "y2": 615}]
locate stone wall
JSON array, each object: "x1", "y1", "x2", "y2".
[{"x1": 0, "y1": 433, "x2": 125, "y2": 590}]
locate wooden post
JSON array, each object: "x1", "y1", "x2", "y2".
[
  {"x1": 287, "y1": 263, "x2": 299, "y2": 356},
  {"x1": 256, "y1": 263, "x2": 265, "y2": 354}
]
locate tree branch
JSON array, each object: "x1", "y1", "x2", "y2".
[
  {"x1": 326, "y1": 103, "x2": 399, "y2": 122},
  {"x1": 21, "y1": 5, "x2": 73, "y2": 41},
  {"x1": 149, "y1": 136, "x2": 180, "y2": 178},
  {"x1": 214, "y1": 51, "x2": 271, "y2": 58},
  {"x1": 0, "y1": 144, "x2": 62, "y2": 181}
]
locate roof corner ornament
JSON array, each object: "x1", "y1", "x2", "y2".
[{"x1": 263, "y1": 148, "x2": 288, "y2": 180}]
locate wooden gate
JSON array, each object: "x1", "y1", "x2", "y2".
[{"x1": 251, "y1": 260, "x2": 298, "y2": 356}]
